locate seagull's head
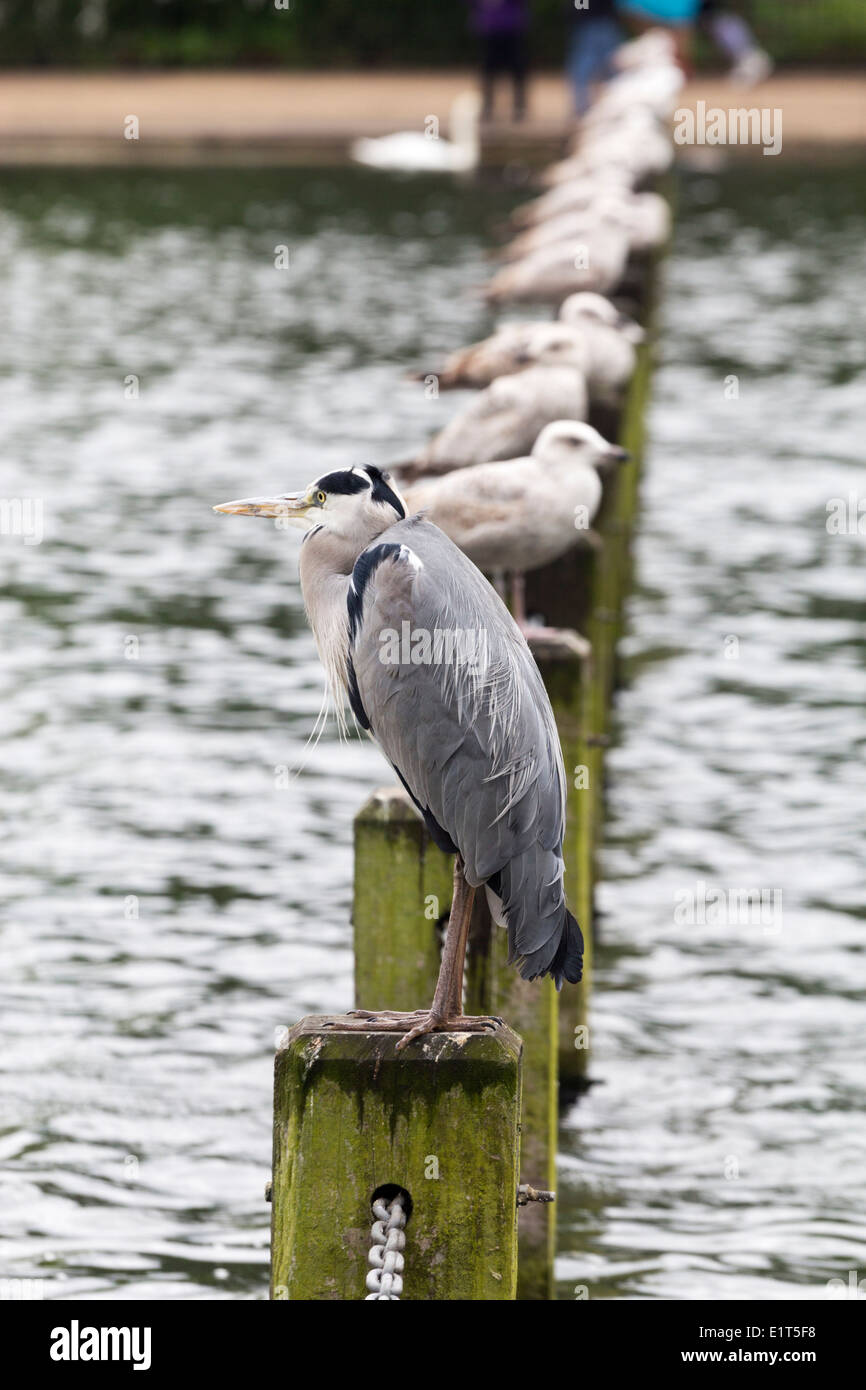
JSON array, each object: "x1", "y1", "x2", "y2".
[
  {"x1": 531, "y1": 420, "x2": 629, "y2": 471},
  {"x1": 559, "y1": 292, "x2": 645, "y2": 343},
  {"x1": 514, "y1": 323, "x2": 589, "y2": 370},
  {"x1": 214, "y1": 465, "x2": 407, "y2": 545}
]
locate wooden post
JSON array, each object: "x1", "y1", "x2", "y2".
[
  {"x1": 271, "y1": 1016, "x2": 522, "y2": 1300},
  {"x1": 354, "y1": 786, "x2": 560, "y2": 1299},
  {"x1": 353, "y1": 787, "x2": 452, "y2": 1012},
  {"x1": 465, "y1": 895, "x2": 557, "y2": 1300},
  {"x1": 529, "y1": 631, "x2": 595, "y2": 1094}
]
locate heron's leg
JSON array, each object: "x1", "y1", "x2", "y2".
[
  {"x1": 333, "y1": 859, "x2": 501, "y2": 1045},
  {"x1": 393, "y1": 855, "x2": 479, "y2": 1050},
  {"x1": 491, "y1": 569, "x2": 508, "y2": 603},
  {"x1": 437, "y1": 854, "x2": 475, "y2": 1018}
]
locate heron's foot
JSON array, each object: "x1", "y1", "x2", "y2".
[
  {"x1": 346, "y1": 1008, "x2": 428, "y2": 1021},
  {"x1": 324, "y1": 1011, "x2": 502, "y2": 1045},
  {"x1": 395, "y1": 1012, "x2": 502, "y2": 1051}
]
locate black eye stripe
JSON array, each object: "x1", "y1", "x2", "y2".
[
  {"x1": 314, "y1": 470, "x2": 370, "y2": 496},
  {"x1": 364, "y1": 465, "x2": 406, "y2": 520},
  {"x1": 311, "y1": 466, "x2": 405, "y2": 521}
]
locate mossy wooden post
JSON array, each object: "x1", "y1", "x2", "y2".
[
  {"x1": 464, "y1": 894, "x2": 556, "y2": 1301},
  {"x1": 529, "y1": 631, "x2": 595, "y2": 1094},
  {"x1": 271, "y1": 1016, "x2": 522, "y2": 1300},
  {"x1": 353, "y1": 787, "x2": 453, "y2": 1012}
]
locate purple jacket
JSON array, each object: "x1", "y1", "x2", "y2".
[{"x1": 468, "y1": 1, "x2": 529, "y2": 35}]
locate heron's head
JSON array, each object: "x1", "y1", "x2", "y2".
[
  {"x1": 531, "y1": 420, "x2": 629, "y2": 470},
  {"x1": 213, "y1": 465, "x2": 407, "y2": 545}
]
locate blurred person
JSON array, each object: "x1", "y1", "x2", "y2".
[
  {"x1": 468, "y1": 0, "x2": 530, "y2": 121},
  {"x1": 567, "y1": 0, "x2": 624, "y2": 118},
  {"x1": 616, "y1": 0, "x2": 702, "y2": 70},
  {"x1": 699, "y1": 0, "x2": 773, "y2": 85}
]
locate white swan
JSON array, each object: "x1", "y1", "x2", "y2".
[{"x1": 350, "y1": 91, "x2": 481, "y2": 173}]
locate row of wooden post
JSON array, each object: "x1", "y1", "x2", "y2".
[{"x1": 270, "y1": 259, "x2": 659, "y2": 1300}]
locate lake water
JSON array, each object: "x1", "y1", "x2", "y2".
[{"x1": 0, "y1": 160, "x2": 862, "y2": 1301}]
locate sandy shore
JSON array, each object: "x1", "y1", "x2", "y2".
[{"x1": 0, "y1": 69, "x2": 861, "y2": 164}]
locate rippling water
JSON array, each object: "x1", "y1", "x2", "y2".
[{"x1": 0, "y1": 162, "x2": 862, "y2": 1301}]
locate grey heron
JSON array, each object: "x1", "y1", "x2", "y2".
[
  {"x1": 404, "y1": 420, "x2": 628, "y2": 633},
  {"x1": 214, "y1": 464, "x2": 582, "y2": 1047}
]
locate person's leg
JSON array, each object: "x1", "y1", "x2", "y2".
[
  {"x1": 508, "y1": 31, "x2": 529, "y2": 120},
  {"x1": 567, "y1": 17, "x2": 622, "y2": 117},
  {"x1": 481, "y1": 34, "x2": 498, "y2": 120}
]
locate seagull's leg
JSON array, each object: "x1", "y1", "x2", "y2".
[
  {"x1": 510, "y1": 571, "x2": 528, "y2": 626},
  {"x1": 512, "y1": 569, "x2": 576, "y2": 644}
]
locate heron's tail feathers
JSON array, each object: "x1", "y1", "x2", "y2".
[
  {"x1": 485, "y1": 851, "x2": 584, "y2": 989},
  {"x1": 547, "y1": 908, "x2": 584, "y2": 989}
]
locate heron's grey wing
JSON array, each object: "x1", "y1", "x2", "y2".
[{"x1": 346, "y1": 516, "x2": 577, "y2": 981}]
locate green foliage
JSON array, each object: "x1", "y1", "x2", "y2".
[{"x1": 0, "y1": 0, "x2": 862, "y2": 67}]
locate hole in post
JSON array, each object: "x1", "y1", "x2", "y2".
[{"x1": 371, "y1": 1183, "x2": 412, "y2": 1225}]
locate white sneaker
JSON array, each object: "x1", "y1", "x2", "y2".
[{"x1": 731, "y1": 49, "x2": 774, "y2": 88}]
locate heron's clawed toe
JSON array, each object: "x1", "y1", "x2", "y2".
[{"x1": 394, "y1": 1013, "x2": 503, "y2": 1050}]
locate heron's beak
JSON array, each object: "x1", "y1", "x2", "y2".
[
  {"x1": 607, "y1": 445, "x2": 630, "y2": 464},
  {"x1": 213, "y1": 492, "x2": 314, "y2": 526}
]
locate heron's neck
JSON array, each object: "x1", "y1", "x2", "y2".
[{"x1": 298, "y1": 524, "x2": 377, "y2": 713}]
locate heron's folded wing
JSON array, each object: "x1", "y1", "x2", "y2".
[{"x1": 347, "y1": 519, "x2": 566, "y2": 888}]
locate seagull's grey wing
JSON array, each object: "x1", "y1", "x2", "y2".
[{"x1": 345, "y1": 515, "x2": 581, "y2": 984}]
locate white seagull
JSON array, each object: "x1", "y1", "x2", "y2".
[
  {"x1": 405, "y1": 420, "x2": 628, "y2": 632},
  {"x1": 397, "y1": 365, "x2": 589, "y2": 480}
]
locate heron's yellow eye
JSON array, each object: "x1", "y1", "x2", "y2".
[{"x1": 316, "y1": 491, "x2": 326, "y2": 506}]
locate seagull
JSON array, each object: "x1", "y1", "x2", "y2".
[
  {"x1": 350, "y1": 91, "x2": 481, "y2": 173},
  {"x1": 508, "y1": 170, "x2": 635, "y2": 232},
  {"x1": 483, "y1": 227, "x2": 630, "y2": 305},
  {"x1": 214, "y1": 464, "x2": 583, "y2": 1046},
  {"x1": 546, "y1": 121, "x2": 674, "y2": 185},
  {"x1": 588, "y1": 63, "x2": 685, "y2": 121},
  {"x1": 405, "y1": 420, "x2": 628, "y2": 633},
  {"x1": 397, "y1": 364, "x2": 589, "y2": 480},
  {"x1": 411, "y1": 321, "x2": 590, "y2": 391},
  {"x1": 409, "y1": 292, "x2": 641, "y2": 402},
  {"x1": 499, "y1": 190, "x2": 671, "y2": 260},
  {"x1": 612, "y1": 29, "x2": 679, "y2": 72}
]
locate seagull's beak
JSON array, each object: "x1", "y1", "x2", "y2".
[
  {"x1": 212, "y1": 492, "x2": 314, "y2": 526},
  {"x1": 606, "y1": 445, "x2": 631, "y2": 465}
]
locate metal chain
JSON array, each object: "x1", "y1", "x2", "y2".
[{"x1": 364, "y1": 1193, "x2": 407, "y2": 1300}]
